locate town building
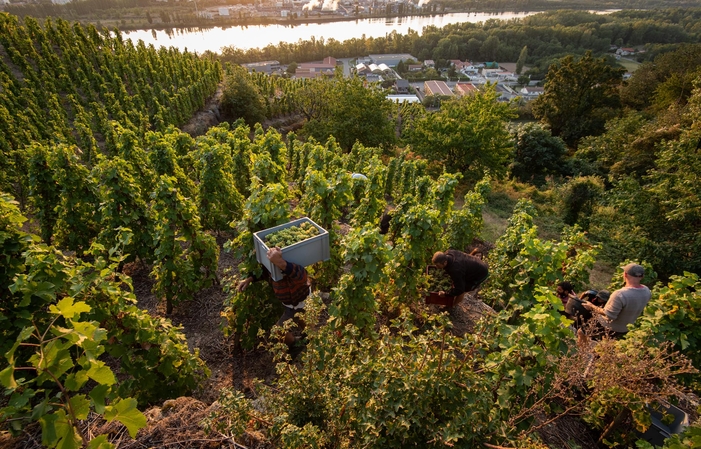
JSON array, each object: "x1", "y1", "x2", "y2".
[
  {"x1": 368, "y1": 53, "x2": 417, "y2": 68},
  {"x1": 295, "y1": 56, "x2": 337, "y2": 78},
  {"x1": 387, "y1": 94, "x2": 421, "y2": 103},
  {"x1": 242, "y1": 60, "x2": 281, "y2": 74},
  {"x1": 520, "y1": 86, "x2": 544, "y2": 97},
  {"x1": 395, "y1": 79, "x2": 410, "y2": 94},
  {"x1": 424, "y1": 80, "x2": 453, "y2": 97},
  {"x1": 454, "y1": 82, "x2": 478, "y2": 96}
]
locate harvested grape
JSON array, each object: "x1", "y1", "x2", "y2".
[
  {"x1": 265, "y1": 222, "x2": 319, "y2": 248},
  {"x1": 428, "y1": 267, "x2": 453, "y2": 292}
]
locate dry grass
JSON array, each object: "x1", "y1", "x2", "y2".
[
  {"x1": 588, "y1": 260, "x2": 614, "y2": 290},
  {"x1": 482, "y1": 208, "x2": 510, "y2": 244}
]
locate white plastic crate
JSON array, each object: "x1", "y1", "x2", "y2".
[{"x1": 253, "y1": 217, "x2": 330, "y2": 281}]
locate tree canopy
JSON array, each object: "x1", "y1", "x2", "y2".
[
  {"x1": 404, "y1": 84, "x2": 516, "y2": 181},
  {"x1": 299, "y1": 75, "x2": 396, "y2": 151},
  {"x1": 532, "y1": 51, "x2": 625, "y2": 147}
]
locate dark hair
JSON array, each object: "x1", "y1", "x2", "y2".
[
  {"x1": 432, "y1": 251, "x2": 448, "y2": 265},
  {"x1": 579, "y1": 289, "x2": 597, "y2": 301},
  {"x1": 557, "y1": 281, "x2": 574, "y2": 293}
]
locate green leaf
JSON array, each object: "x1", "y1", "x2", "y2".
[
  {"x1": 104, "y1": 398, "x2": 146, "y2": 438},
  {"x1": 39, "y1": 409, "x2": 82, "y2": 449},
  {"x1": 89, "y1": 385, "x2": 110, "y2": 415},
  {"x1": 68, "y1": 394, "x2": 91, "y2": 420},
  {"x1": 87, "y1": 435, "x2": 114, "y2": 449},
  {"x1": 87, "y1": 361, "x2": 116, "y2": 386},
  {"x1": 49, "y1": 297, "x2": 91, "y2": 319},
  {"x1": 0, "y1": 365, "x2": 17, "y2": 389},
  {"x1": 65, "y1": 370, "x2": 89, "y2": 392}
]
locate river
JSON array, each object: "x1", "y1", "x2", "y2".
[{"x1": 123, "y1": 11, "x2": 541, "y2": 54}]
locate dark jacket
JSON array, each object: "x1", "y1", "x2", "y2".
[
  {"x1": 443, "y1": 249, "x2": 489, "y2": 296},
  {"x1": 564, "y1": 297, "x2": 593, "y2": 328}
]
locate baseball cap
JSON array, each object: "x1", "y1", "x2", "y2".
[
  {"x1": 595, "y1": 290, "x2": 610, "y2": 302},
  {"x1": 623, "y1": 263, "x2": 645, "y2": 277}
]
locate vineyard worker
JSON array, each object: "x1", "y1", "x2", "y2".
[
  {"x1": 564, "y1": 289, "x2": 610, "y2": 329},
  {"x1": 432, "y1": 249, "x2": 489, "y2": 306},
  {"x1": 582, "y1": 263, "x2": 651, "y2": 340},
  {"x1": 237, "y1": 247, "x2": 309, "y2": 347},
  {"x1": 556, "y1": 281, "x2": 577, "y2": 306}
]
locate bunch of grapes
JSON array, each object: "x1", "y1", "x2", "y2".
[
  {"x1": 265, "y1": 222, "x2": 319, "y2": 248},
  {"x1": 428, "y1": 267, "x2": 453, "y2": 292}
]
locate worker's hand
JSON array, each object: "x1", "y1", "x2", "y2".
[
  {"x1": 237, "y1": 276, "x2": 253, "y2": 292},
  {"x1": 438, "y1": 291, "x2": 446, "y2": 297},
  {"x1": 267, "y1": 247, "x2": 287, "y2": 270},
  {"x1": 582, "y1": 302, "x2": 601, "y2": 315}
]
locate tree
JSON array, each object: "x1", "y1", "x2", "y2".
[
  {"x1": 480, "y1": 35, "x2": 500, "y2": 62},
  {"x1": 516, "y1": 45, "x2": 528, "y2": 75},
  {"x1": 510, "y1": 122, "x2": 568, "y2": 186},
  {"x1": 621, "y1": 44, "x2": 701, "y2": 111},
  {"x1": 300, "y1": 75, "x2": 395, "y2": 151},
  {"x1": 220, "y1": 65, "x2": 266, "y2": 127},
  {"x1": 532, "y1": 51, "x2": 625, "y2": 147},
  {"x1": 404, "y1": 83, "x2": 516, "y2": 181},
  {"x1": 286, "y1": 61, "x2": 297, "y2": 75}
]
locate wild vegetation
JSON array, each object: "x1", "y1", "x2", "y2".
[{"x1": 1, "y1": 10, "x2": 701, "y2": 449}]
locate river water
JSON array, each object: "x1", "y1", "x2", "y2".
[{"x1": 122, "y1": 11, "x2": 540, "y2": 54}]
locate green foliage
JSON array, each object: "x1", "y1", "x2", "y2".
[
  {"x1": 483, "y1": 199, "x2": 598, "y2": 311},
  {"x1": 215, "y1": 299, "x2": 505, "y2": 448},
  {"x1": 510, "y1": 123, "x2": 568, "y2": 186},
  {"x1": 383, "y1": 202, "x2": 443, "y2": 308},
  {"x1": 350, "y1": 156, "x2": 387, "y2": 227},
  {"x1": 532, "y1": 51, "x2": 625, "y2": 147},
  {"x1": 651, "y1": 423, "x2": 701, "y2": 449},
  {"x1": 0, "y1": 296, "x2": 146, "y2": 448},
  {"x1": 299, "y1": 169, "x2": 353, "y2": 289},
  {"x1": 47, "y1": 143, "x2": 100, "y2": 255},
  {"x1": 222, "y1": 278, "x2": 280, "y2": 350},
  {"x1": 220, "y1": 65, "x2": 267, "y2": 127},
  {"x1": 622, "y1": 44, "x2": 701, "y2": 111},
  {"x1": 559, "y1": 176, "x2": 605, "y2": 228},
  {"x1": 329, "y1": 226, "x2": 389, "y2": 333},
  {"x1": 404, "y1": 84, "x2": 516, "y2": 181},
  {"x1": 27, "y1": 143, "x2": 59, "y2": 243},
  {"x1": 516, "y1": 45, "x2": 528, "y2": 75},
  {"x1": 92, "y1": 156, "x2": 153, "y2": 262},
  {"x1": 628, "y1": 272, "x2": 701, "y2": 390},
  {"x1": 299, "y1": 75, "x2": 396, "y2": 151},
  {"x1": 447, "y1": 175, "x2": 491, "y2": 251},
  {"x1": 588, "y1": 79, "x2": 701, "y2": 278},
  {"x1": 149, "y1": 175, "x2": 219, "y2": 315},
  {"x1": 195, "y1": 142, "x2": 244, "y2": 232}
]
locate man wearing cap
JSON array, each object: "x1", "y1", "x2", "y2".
[{"x1": 583, "y1": 263, "x2": 651, "y2": 339}]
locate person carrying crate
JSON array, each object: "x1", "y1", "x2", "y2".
[
  {"x1": 237, "y1": 247, "x2": 309, "y2": 348},
  {"x1": 431, "y1": 249, "x2": 489, "y2": 306}
]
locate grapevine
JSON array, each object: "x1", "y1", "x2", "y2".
[{"x1": 427, "y1": 266, "x2": 453, "y2": 292}]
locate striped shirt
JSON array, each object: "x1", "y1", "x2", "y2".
[{"x1": 271, "y1": 262, "x2": 309, "y2": 307}]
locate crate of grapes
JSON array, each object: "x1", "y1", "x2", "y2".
[
  {"x1": 253, "y1": 217, "x2": 330, "y2": 281},
  {"x1": 425, "y1": 265, "x2": 455, "y2": 307}
]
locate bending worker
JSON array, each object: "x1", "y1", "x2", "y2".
[
  {"x1": 582, "y1": 263, "x2": 651, "y2": 339},
  {"x1": 237, "y1": 247, "x2": 309, "y2": 347},
  {"x1": 432, "y1": 249, "x2": 489, "y2": 306}
]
